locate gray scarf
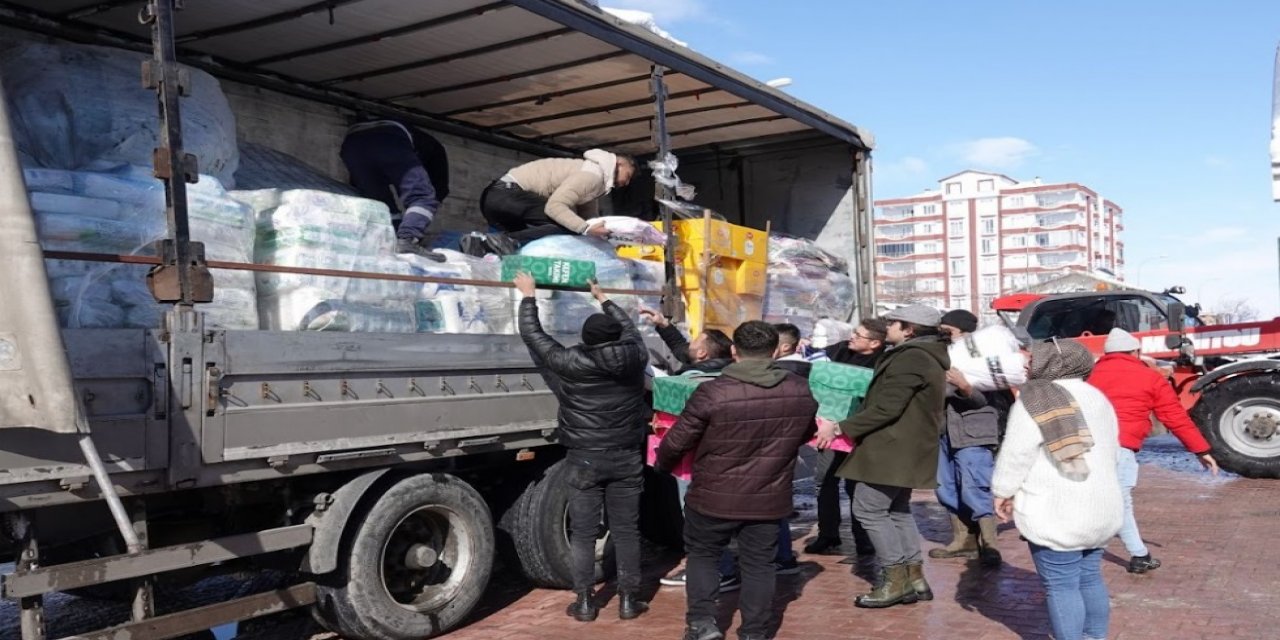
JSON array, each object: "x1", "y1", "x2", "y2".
[{"x1": 1021, "y1": 339, "x2": 1096, "y2": 480}]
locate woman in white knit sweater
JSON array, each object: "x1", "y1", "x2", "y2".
[{"x1": 992, "y1": 339, "x2": 1123, "y2": 640}]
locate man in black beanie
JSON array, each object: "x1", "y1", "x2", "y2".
[{"x1": 514, "y1": 273, "x2": 652, "y2": 623}]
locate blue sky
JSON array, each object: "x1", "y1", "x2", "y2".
[{"x1": 607, "y1": 0, "x2": 1280, "y2": 318}]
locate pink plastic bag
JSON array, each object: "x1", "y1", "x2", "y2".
[
  {"x1": 807, "y1": 433, "x2": 855, "y2": 453},
  {"x1": 647, "y1": 411, "x2": 694, "y2": 480}
]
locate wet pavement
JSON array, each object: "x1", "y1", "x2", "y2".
[{"x1": 3, "y1": 435, "x2": 1275, "y2": 640}]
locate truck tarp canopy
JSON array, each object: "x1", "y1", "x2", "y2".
[{"x1": 0, "y1": 0, "x2": 873, "y2": 156}]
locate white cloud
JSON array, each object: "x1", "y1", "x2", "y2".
[
  {"x1": 729, "y1": 51, "x2": 775, "y2": 66},
  {"x1": 601, "y1": 0, "x2": 708, "y2": 23},
  {"x1": 1204, "y1": 155, "x2": 1230, "y2": 168},
  {"x1": 1138, "y1": 237, "x2": 1279, "y2": 318},
  {"x1": 949, "y1": 137, "x2": 1039, "y2": 170}
]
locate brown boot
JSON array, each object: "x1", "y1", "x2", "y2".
[
  {"x1": 928, "y1": 514, "x2": 978, "y2": 559},
  {"x1": 854, "y1": 563, "x2": 918, "y2": 608},
  {"x1": 976, "y1": 516, "x2": 1002, "y2": 567},
  {"x1": 905, "y1": 561, "x2": 933, "y2": 601}
]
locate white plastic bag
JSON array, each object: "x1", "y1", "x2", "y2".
[
  {"x1": 948, "y1": 325, "x2": 1028, "y2": 391},
  {"x1": 584, "y1": 216, "x2": 668, "y2": 247}
]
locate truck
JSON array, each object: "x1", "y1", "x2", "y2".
[
  {"x1": 993, "y1": 287, "x2": 1280, "y2": 479},
  {"x1": 0, "y1": 2, "x2": 875, "y2": 640}
]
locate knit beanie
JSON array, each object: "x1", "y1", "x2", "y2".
[
  {"x1": 940, "y1": 309, "x2": 979, "y2": 333},
  {"x1": 581, "y1": 314, "x2": 623, "y2": 345},
  {"x1": 1103, "y1": 328, "x2": 1141, "y2": 353}
]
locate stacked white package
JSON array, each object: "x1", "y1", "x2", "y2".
[
  {"x1": 399, "y1": 250, "x2": 514, "y2": 335},
  {"x1": 234, "y1": 188, "x2": 417, "y2": 332},
  {"x1": 517, "y1": 236, "x2": 664, "y2": 336},
  {"x1": 28, "y1": 166, "x2": 257, "y2": 329},
  {"x1": 949, "y1": 325, "x2": 1029, "y2": 391},
  {"x1": 3, "y1": 41, "x2": 238, "y2": 187}
]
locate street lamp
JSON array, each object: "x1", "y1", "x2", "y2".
[{"x1": 1135, "y1": 255, "x2": 1169, "y2": 289}]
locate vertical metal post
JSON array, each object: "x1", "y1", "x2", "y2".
[
  {"x1": 651, "y1": 65, "x2": 681, "y2": 322},
  {"x1": 130, "y1": 501, "x2": 154, "y2": 623},
  {"x1": 16, "y1": 514, "x2": 45, "y2": 640},
  {"x1": 140, "y1": 0, "x2": 211, "y2": 307}
]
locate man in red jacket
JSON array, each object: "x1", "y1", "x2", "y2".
[
  {"x1": 657, "y1": 321, "x2": 818, "y2": 640},
  {"x1": 1088, "y1": 328, "x2": 1220, "y2": 574}
]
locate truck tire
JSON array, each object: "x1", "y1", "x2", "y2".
[
  {"x1": 313, "y1": 473, "x2": 494, "y2": 640},
  {"x1": 1191, "y1": 373, "x2": 1280, "y2": 479},
  {"x1": 505, "y1": 459, "x2": 615, "y2": 589}
]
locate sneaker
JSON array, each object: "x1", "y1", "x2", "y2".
[
  {"x1": 681, "y1": 623, "x2": 725, "y2": 640},
  {"x1": 775, "y1": 558, "x2": 801, "y2": 576},
  {"x1": 803, "y1": 537, "x2": 843, "y2": 556},
  {"x1": 718, "y1": 574, "x2": 741, "y2": 593},
  {"x1": 1127, "y1": 554, "x2": 1162, "y2": 574},
  {"x1": 660, "y1": 568, "x2": 687, "y2": 587},
  {"x1": 396, "y1": 238, "x2": 446, "y2": 262}
]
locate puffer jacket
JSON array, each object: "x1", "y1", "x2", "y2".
[
  {"x1": 836, "y1": 336, "x2": 950, "y2": 489},
  {"x1": 518, "y1": 298, "x2": 649, "y2": 451},
  {"x1": 1088, "y1": 352, "x2": 1210, "y2": 454},
  {"x1": 655, "y1": 323, "x2": 732, "y2": 375},
  {"x1": 656, "y1": 359, "x2": 818, "y2": 520}
]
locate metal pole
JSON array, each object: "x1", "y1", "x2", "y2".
[{"x1": 651, "y1": 65, "x2": 681, "y2": 322}]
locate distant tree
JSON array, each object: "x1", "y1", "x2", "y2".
[{"x1": 1208, "y1": 296, "x2": 1260, "y2": 325}]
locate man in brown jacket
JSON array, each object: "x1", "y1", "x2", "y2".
[
  {"x1": 657, "y1": 321, "x2": 818, "y2": 640},
  {"x1": 461, "y1": 149, "x2": 636, "y2": 256},
  {"x1": 815, "y1": 304, "x2": 949, "y2": 609}
]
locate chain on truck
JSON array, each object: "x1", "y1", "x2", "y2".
[{"x1": 0, "y1": 2, "x2": 876, "y2": 639}]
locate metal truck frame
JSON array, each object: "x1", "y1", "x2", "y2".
[{"x1": 0, "y1": 2, "x2": 876, "y2": 639}]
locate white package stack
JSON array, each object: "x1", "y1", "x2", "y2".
[
  {"x1": 949, "y1": 325, "x2": 1029, "y2": 391},
  {"x1": 233, "y1": 188, "x2": 415, "y2": 332},
  {"x1": 400, "y1": 250, "x2": 513, "y2": 335},
  {"x1": 28, "y1": 166, "x2": 258, "y2": 329},
  {"x1": 2, "y1": 41, "x2": 238, "y2": 187},
  {"x1": 517, "y1": 236, "x2": 663, "y2": 335}
]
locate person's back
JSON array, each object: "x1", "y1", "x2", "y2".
[
  {"x1": 508, "y1": 157, "x2": 607, "y2": 201},
  {"x1": 1089, "y1": 351, "x2": 1205, "y2": 451}
]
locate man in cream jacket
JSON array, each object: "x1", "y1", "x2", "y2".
[{"x1": 462, "y1": 149, "x2": 635, "y2": 256}]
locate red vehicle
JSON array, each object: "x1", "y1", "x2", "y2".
[{"x1": 994, "y1": 288, "x2": 1280, "y2": 478}]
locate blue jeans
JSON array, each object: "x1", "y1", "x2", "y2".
[
  {"x1": 676, "y1": 477, "x2": 737, "y2": 575},
  {"x1": 1028, "y1": 543, "x2": 1110, "y2": 640},
  {"x1": 1116, "y1": 448, "x2": 1147, "y2": 557},
  {"x1": 934, "y1": 436, "x2": 996, "y2": 521}
]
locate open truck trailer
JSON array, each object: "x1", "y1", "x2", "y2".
[{"x1": 0, "y1": 2, "x2": 875, "y2": 639}]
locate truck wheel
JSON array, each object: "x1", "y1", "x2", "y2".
[
  {"x1": 506, "y1": 459, "x2": 615, "y2": 589},
  {"x1": 1192, "y1": 374, "x2": 1280, "y2": 479},
  {"x1": 314, "y1": 473, "x2": 493, "y2": 640}
]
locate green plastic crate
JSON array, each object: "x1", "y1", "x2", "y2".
[
  {"x1": 501, "y1": 255, "x2": 597, "y2": 288},
  {"x1": 652, "y1": 375, "x2": 716, "y2": 415},
  {"x1": 809, "y1": 361, "x2": 874, "y2": 422}
]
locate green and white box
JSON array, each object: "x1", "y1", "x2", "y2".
[
  {"x1": 652, "y1": 375, "x2": 716, "y2": 415},
  {"x1": 501, "y1": 255, "x2": 597, "y2": 288},
  {"x1": 808, "y1": 360, "x2": 874, "y2": 422}
]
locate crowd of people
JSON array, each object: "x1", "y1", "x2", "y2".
[
  {"x1": 511, "y1": 281, "x2": 1222, "y2": 640},
  {"x1": 510, "y1": 267, "x2": 1218, "y2": 640}
]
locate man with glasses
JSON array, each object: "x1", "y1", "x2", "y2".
[{"x1": 805, "y1": 318, "x2": 887, "y2": 556}]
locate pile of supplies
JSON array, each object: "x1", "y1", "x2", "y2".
[
  {"x1": 763, "y1": 235, "x2": 857, "y2": 336},
  {"x1": 947, "y1": 325, "x2": 1029, "y2": 391}
]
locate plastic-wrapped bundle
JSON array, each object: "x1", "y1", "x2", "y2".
[
  {"x1": 29, "y1": 166, "x2": 258, "y2": 329},
  {"x1": 811, "y1": 319, "x2": 853, "y2": 349},
  {"x1": 401, "y1": 250, "x2": 514, "y2": 335},
  {"x1": 519, "y1": 236, "x2": 663, "y2": 335},
  {"x1": 768, "y1": 234, "x2": 849, "y2": 274},
  {"x1": 949, "y1": 325, "x2": 1029, "y2": 391},
  {"x1": 583, "y1": 216, "x2": 668, "y2": 247},
  {"x1": 763, "y1": 268, "x2": 857, "y2": 337},
  {"x1": 3, "y1": 41, "x2": 238, "y2": 187}
]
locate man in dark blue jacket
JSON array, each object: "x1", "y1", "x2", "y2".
[{"x1": 516, "y1": 274, "x2": 650, "y2": 623}]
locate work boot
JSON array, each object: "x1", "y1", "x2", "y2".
[
  {"x1": 976, "y1": 516, "x2": 1003, "y2": 567},
  {"x1": 395, "y1": 237, "x2": 446, "y2": 262},
  {"x1": 681, "y1": 621, "x2": 725, "y2": 640},
  {"x1": 905, "y1": 561, "x2": 933, "y2": 601},
  {"x1": 928, "y1": 513, "x2": 979, "y2": 559},
  {"x1": 1127, "y1": 554, "x2": 1162, "y2": 574},
  {"x1": 803, "y1": 536, "x2": 843, "y2": 556},
  {"x1": 617, "y1": 592, "x2": 649, "y2": 620},
  {"x1": 854, "y1": 563, "x2": 919, "y2": 609},
  {"x1": 565, "y1": 591, "x2": 598, "y2": 622}
]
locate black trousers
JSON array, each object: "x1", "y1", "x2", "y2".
[
  {"x1": 684, "y1": 507, "x2": 778, "y2": 637},
  {"x1": 479, "y1": 181, "x2": 575, "y2": 245},
  {"x1": 564, "y1": 449, "x2": 644, "y2": 594},
  {"x1": 813, "y1": 448, "x2": 873, "y2": 549},
  {"x1": 339, "y1": 126, "x2": 440, "y2": 240}
]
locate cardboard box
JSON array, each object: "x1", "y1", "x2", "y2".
[
  {"x1": 808, "y1": 361, "x2": 874, "y2": 422},
  {"x1": 732, "y1": 225, "x2": 768, "y2": 264},
  {"x1": 735, "y1": 261, "x2": 767, "y2": 296},
  {"x1": 652, "y1": 374, "x2": 715, "y2": 415},
  {"x1": 500, "y1": 255, "x2": 596, "y2": 288}
]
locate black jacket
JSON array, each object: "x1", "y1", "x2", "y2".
[
  {"x1": 825, "y1": 342, "x2": 883, "y2": 368},
  {"x1": 656, "y1": 323, "x2": 732, "y2": 374},
  {"x1": 774, "y1": 357, "x2": 813, "y2": 378},
  {"x1": 518, "y1": 298, "x2": 649, "y2": 450}
]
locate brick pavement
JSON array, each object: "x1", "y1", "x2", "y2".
[{"x1": 5, "y1": 445, "x2": 1277, "y2": 640}]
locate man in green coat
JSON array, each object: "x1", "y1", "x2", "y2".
[{"x1": 815, "y1": 304, "x2": 949, "y2": 609}]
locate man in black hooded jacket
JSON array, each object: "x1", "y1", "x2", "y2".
[{"x1": 516, "y1": 273, "x2": 651, "y2": 623}]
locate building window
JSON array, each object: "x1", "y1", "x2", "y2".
[
  {"x1": 949, "y1": 258, "x2": 966, "y2": 273},
  {"x1": 922, "y1": 204, "x2": 937, "y2": 215},
  {"x1": 978, "y1": 179, "x2": 995, "y2": 192},
  {"x1": 982, "y1": 275, "x2": 998, "y2": 292},
  {"x1": 951, "y1": 275, "x2": 968, "y2": 292},
  {"x1": 949, "y1": 220, "x2": 964, "y2": 237},
  {"x1": 1007, "y1": 235, "x2": 1027, "y2": 249},
  {"x1": 951, "y1": 295, "x2": 967, "y2": 309},
  {"x1": 1036, "y1": 233, "x2": 1051, "y2": 247},
  {"x1": 945, "y1": 182, "x2": 962, "y2": 195},
  {"x1": 980, "y1": 294, "x2": 997, "y2": 311},
  {"x1": 981, "y1": 238, "x2": 996, "y2": 255},
  {"x1": 1008, "y1": 195, "x2": 1025, "y2": 207},
  {"x1": 877, "y1": 242, "x2": 915, "y2": 258},
  {"x1": 981, "y1": 218, "x2": 996, "y2": 235},
  {"x1": 919, "y1": 222, "x2": 939, "y2": 235}
]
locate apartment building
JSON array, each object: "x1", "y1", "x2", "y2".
[{"x1": 874, "y1": 170, "x2": 1124, "y2": 317}]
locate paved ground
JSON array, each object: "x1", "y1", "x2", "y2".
[{"x1": 4, "y1": 435, "x2": 1276, "y2": 640}]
